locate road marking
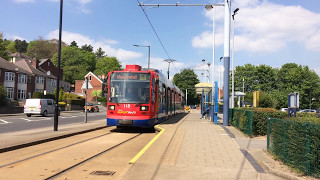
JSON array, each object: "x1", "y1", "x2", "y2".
[
  {"x1": 21, "y1": 118, "x2": 41, "y2": 122},
  {"x1": 0, "y1": 119, "x2": 12, "y2": 124}
]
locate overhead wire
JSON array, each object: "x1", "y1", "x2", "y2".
[{"x1": 136, "y1": 0, "x2": 172, "y2": 60}]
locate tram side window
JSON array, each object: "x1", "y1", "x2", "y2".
[{"x1": 151, "y1": 78, "x2": 156, "y2": 104}]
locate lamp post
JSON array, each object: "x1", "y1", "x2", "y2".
[
  {"x1": 201, "y1": 59, "x2": 211, "y2": 83},
  {"x1": 54, "y1": 0, "x2": 63, "y2": 131},
  {"x1": 164, "y1": 59, "x2": 176, "y2": 79},
  {"x1": 219, "y1": 57, "x2": 223, "y2": 100},
  {"x1": 231, "y1": 8, "x2": 239, "y2": 108},
  {"x1": 133, "y1": 44, "x2": 151, "y2": 69}
]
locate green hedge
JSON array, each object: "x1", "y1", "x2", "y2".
[
  {"x1": 231, "y1": 108, "x2": 319, "y2": 136},
  {"x1": 268, "y1": 118, "x2": 320, "y2": 177}
]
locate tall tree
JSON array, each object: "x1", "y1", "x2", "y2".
[
  {"x1": 81, "y1": 44, "x2": 93, "y2": 52},
  {"x1": 95, "y1": 47, "x2": 105, "y2": 59},
  {"x1": 52, "y1": 46, "x2": 96, "y2": 84},
  {"x1": 14, "y1": 39, "x2": 28, "y2": 53},
  {"x1": 27, "y1": 38, "x2": 66, "y2": 59},
  {"x1": 70, "y1": 41, "x2": 78, "y2": 47},
  {"x1": 0, "y1": 33, "x2": 9, "y2": 60},
  {"x1": 173, "y1": 69, "x2": 200, "y2": 105},
  {"x1": 94, "y1": 56, "x2": 121, "y2": 75}
]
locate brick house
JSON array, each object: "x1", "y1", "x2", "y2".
[
  {"x1": 0, "y1": 57, "x2": 33, "y2": 100},
  {"x1": 74, "y1": 72, "x2": 104, "y2": 103},
  {"x1": 0, "y1": 52, "x2": 71, "y2": 102}
]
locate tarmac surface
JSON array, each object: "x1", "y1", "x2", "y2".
[{"x1": 0, "y1": 109, "x2": 308, "y2": 179}]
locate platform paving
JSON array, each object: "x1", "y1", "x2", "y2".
[{"x1": 120, "y1": 110, "x2": 284, "y2": 180}]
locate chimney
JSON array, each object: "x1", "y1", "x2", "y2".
[{"x1": 32, "y1": 58, "x2": 38, "y2": 68}]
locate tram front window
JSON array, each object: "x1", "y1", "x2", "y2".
[{"x1": 109, "y1": 73, "x2": 151, "y2": 104}]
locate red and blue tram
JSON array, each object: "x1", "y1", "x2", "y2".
[{"x1": 106, "y1": 65, "x2": 184, "y2": 128}]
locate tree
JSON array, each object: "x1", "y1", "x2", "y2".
[
  {"x1": 81, "y1": 44, "x2": 93, "y2": 52},
  {"x1": 94, "y1": 56, "x2": 121, "y2": 75},
  {"x1": 70, "y1": 41, "x2": 78, "y2": 47},
  {"x1": 52, "y1": 46, "x2": 96, "y2": 84},
  {"x1": 6, "y1": 40, "x2": 16, "y2": 53},
  {"x1": 14, "y1": 39, "x2": 28, "y2": 53},
  {"x1": 91, "y1": 90, "x2": 102, "y2": 104},
  {"x1": 278, "y1": 63, "x2": 320, "y2": 109},
  {"x1": 173, "y1": 69, "x2": 200, "y2": 105},
  {"x1": 0, "y1": 33, "x2": 9, "y2": 60},
  {"x1": 95, "y1": 47, "x2": 105, "y2": 59},
  {"x1": 27, "y1": 38, "x2": 67, "y2": 59}
]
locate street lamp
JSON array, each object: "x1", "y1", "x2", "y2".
[
  {"x1": 231, "y1": 8, "x2": 239, "y2": 108},
  {"x1": 54, "y1": 0, "x2": 63, "y2": 131},
  {"x1": 164, "y1": 59, "x2": 176, "y2": 79},
  {"x1": 201, "y1": 59, "x2": 211, "y2": 83},
  {"x1": 133, "y1": 44, "x2": 151, "y2": 69}
]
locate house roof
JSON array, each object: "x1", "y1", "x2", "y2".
[
  {"x1": 84, "y1": 72, "x2": 103, "y2": 83},
  {"x1": 15, "y1": 59, "x2": 47, "y2": 77},
  {"x1": 0, "y1": 57, "x2": 31, "y2": 75},
  {"x1": 10, "y1": 52, "x2": 32, "y2": 60},
  {"x1": 38, "y1": 58, "x2": 50, "y2": 66}
]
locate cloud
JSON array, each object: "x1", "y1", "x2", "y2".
[
  {"x1": 46, "y1": 30, "x2": 143, "y2": 62},
  {"x1": 193, "y1": 0, "x2": 320, "y2": 53},
  {"x1": 4, "y1": 34, "x2": 27, "y2": 41},
  {"x1": 14, "y1": 0, "x2": 35, "y2": 2}
]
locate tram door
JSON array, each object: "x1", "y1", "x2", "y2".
[
  {"x1": 165, "y1": 87, "x2": 168, "y2": 117},
  {"x1": 173, "y1": 92, "x2": 176, "y2": 115}
]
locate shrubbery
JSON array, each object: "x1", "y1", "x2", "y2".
[
  {"x1": 0, "y1": 86, "x2": 8, "y2": 106},
  {"x1": 231, "y1": 107, "x2": 319, "y2": 136}
]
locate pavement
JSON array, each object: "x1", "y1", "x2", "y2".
[{"x1": 0, "y1": 109, "x2": 306, "y2": 179}]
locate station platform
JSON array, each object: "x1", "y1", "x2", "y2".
[
  {"x1": 0, "y1": 110, "x2": 301, "y2": 179},
  {"x1": 120, "y1": 110, "x2": 289, "y2": 180}
]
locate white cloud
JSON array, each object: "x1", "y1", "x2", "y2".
[
  {"x1": 193, "y1": 0, "x2": 320, "y2": 53},
  {"x1": 14, "y1": 0, "x2": 34, "y2": 2},
  {"x1": 4, "y1": 34, "x2": 27, "y2": 41},
  {"x1": 46, "y1": 30, "x2": 143, "y2": 62}
]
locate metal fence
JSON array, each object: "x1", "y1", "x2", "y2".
[
  {"x1": 267, "y1": 118, "x2": 320, "y2": 177},
  {"x1": 229, "y1": 109, "x2": 253, "y2": 137}
]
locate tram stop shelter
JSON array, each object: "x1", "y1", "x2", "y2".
[
  {"x1": 231, "y1": 91, "x2": 246, "y2": 107},
  {"x1": 195, "y1": 83, "x2": 213, "y2": 119}
]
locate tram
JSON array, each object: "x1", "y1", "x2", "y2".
[{"x1": 106, "y1": 65, "x2": 184, "y2": 128}]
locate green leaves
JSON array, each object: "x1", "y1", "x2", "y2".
[{"x1": 173, "y1": 69, "x2": 200, "y2": 105}]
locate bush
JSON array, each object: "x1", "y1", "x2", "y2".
[
  {"x1": 70, "y1": 99, "x2": 85, "y2": 107},
  {"x1": 58, "y1": 102, "x2": 66, "y2": 107},
  {"x1": 0, "y1": 86, "x2": 8, "y2": 106}
]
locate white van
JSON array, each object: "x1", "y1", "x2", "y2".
[{"x1": 24, "y1": 99, "x2": 60, "y2": 117}]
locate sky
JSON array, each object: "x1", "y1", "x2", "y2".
[{"x1": 1, "y1": 0, "x2": 320, "y2": 85}]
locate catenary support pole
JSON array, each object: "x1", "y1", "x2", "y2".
[{"x1": 223, "y1": 0, "x2": 231, "y2": 126}]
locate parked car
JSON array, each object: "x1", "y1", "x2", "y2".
[
  {"x1": 298, "y1": 109, "x2": 316, "y2": 113},
  {"x1": 84, "y1": 103, "x2": 99, "y2": 112},
  {"x1": 316, "y1": 108, "x2": 320, "y2": 118},
  {"x1": 24, "y1": 99, "x2": 60, "y2": 117},
  {"x1": 280, "y1": 108, "x2": 288, "y2": 112}
]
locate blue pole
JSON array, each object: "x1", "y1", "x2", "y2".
[
  {"x1": 215, "y1": 81, "x2": 218, "y2": 124},
  {"x1": 201, "y1": 89, "x2": 204, "y2": 119},
  {"x1": 223, "y1": 0, "x2": 231, "y2": 126}
]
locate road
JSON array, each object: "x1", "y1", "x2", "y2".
[{"x1": 0, "y1": 110, "x2": 107, "y2": 134}]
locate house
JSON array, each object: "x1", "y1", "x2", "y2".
[
  {"x1": 74, "y1": 72, "x2": 104, "y2": 102},
  {"x1": 0, "y1": 57, "x2": 33, "y2": 100},
  {"x1": 0, "y1": 52, "x2": 72, "y2": 102}
]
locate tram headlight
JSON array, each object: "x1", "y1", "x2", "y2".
[
  {"x1": 108, "y1": 105, "x2": 115, "y2": 110},
  {"x1": 140, "y1": 106, "x2": 149, "y2": 111}
]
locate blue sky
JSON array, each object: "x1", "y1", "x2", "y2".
[{"x1": 1, "y1": 0, "x2": 320, "y2": 84}]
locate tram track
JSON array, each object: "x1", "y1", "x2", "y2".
[
  {"x1": 0, "y1": 129, "x2": 147, "y2": 180},
  {"x1": 0, "y1": 132, "x2": 112, "y2": 168},
  {"x1": 45, "y1": 133, "x2": 142, "y2": 180}
]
